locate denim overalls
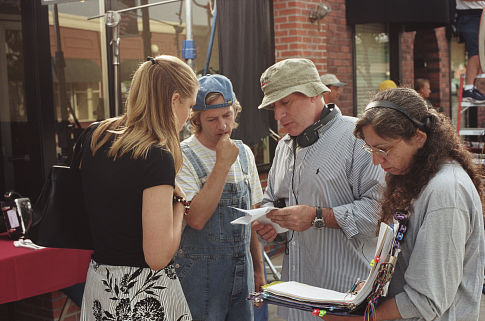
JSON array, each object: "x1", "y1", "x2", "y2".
[{"x1": 174, "y1": 140, "x2": 254, "y2": 321}]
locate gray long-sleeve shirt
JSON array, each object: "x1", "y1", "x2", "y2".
[
  {"x1": 388, "y1": 162, "x2": 485, "y2": 321},
  {"x1": 262, "y1": 106, "x2": 385, "y2": 321}
]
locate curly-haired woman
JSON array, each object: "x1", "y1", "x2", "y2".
[{"x1": 324, "y1": 87, "x2": 484, "y2": 321}]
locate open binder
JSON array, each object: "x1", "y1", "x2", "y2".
[{"x1": 251, "y1": 221, "x2": 404, "y2": 316}]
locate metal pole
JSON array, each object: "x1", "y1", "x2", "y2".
[
  {"x1": 105, "y1": 11, "x2": 121, "y2": 116},
  {"x1": 141, "y1": 0, "x2": 152, "y2": 58},
  {"x1": 86, "y1": 0, "x2": 184, "y2": 115},
  {"x1": 113, "y1": 25, "x2": 120, "y2": 116},
  {"x1": 53, "y1": 4, "x2": 68, "y2": 121},
  {"x1": 457, "y1": 74, "x2": 464, "y2": 135},
  {"x1": 185, "y1": 0, "x2": 194, "y2": 69},
  {"x1": 203, "y1": 0, "x2": 216, "y2": 75},
  {"x1": 263, "y1": 251, "x2": 281, "y2": 281}
]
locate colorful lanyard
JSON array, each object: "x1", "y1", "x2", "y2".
[{"x1": 364, "y1": 211, "x2": 409, "y2": 321}]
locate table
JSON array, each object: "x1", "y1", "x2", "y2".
[{"x1": 0, "y1": 234, "x2": 92, "y2": 304}]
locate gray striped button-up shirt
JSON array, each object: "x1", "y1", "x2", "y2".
[{"x1": 262, "y1": 106, "x2": 384, "y2": 321}]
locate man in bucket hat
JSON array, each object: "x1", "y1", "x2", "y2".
[
  {"x1": 174, "y1": 74, "x2": 265, "y2": 321},
  {"x1": 253, "y1": 59, "x2": 384, "y2": 321}
]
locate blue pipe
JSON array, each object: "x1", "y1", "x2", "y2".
[{"x1": 204, "y1": 1, "x2": 217, "y2": 75}]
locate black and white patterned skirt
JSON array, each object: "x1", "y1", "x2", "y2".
[{"x1": 81, "y1": 260, "x2": 192, "y2": 321}]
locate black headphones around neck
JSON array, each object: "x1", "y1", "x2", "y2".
[{"x1": 293, "y1": 104, "x2": 336, "y2": 147}]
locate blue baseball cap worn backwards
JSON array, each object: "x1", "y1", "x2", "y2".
[{"x1": 193, "y1": 74, "x2": 236, "y2": 111}]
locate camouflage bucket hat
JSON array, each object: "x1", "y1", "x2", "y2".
[{"x1": 258, "y1": 58, "x2": 330, "y2": 110}]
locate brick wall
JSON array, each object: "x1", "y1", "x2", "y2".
[
  {"x1": 323, "y1": 0, "x2": 354, "y2": 115},
  {"x1": 273, "y1": 0, "x2": 327, "y2": 66},
  {"x1": 274, "y1": 1, "x2": 452, "y2": 118},
  {"x1": 403, "y1": 28, "x2": 451, "y2": 116},
  {"x1": 435, "y1": 27, "x2": 451, "y2": 115},
  {"x1": 401, "y1": 31, "x2": 415, "y2": 88},
  {"x1": 273, "y1": 0, "x2": 354, "y2": 115}
]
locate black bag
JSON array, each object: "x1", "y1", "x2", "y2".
[{"x1": 27, "y1": 123, "x2": 98, "y2": 250}]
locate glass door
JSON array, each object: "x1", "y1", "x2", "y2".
[{"x1": 0, "y1": 7, "x2": 26, "y2": 195}]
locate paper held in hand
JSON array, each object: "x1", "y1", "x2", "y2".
[{"x1": 229, "y1": 206, "x2": 288, "y2": 233}]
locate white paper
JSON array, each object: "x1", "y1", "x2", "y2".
[
  {"x1": 7, "y1": 209, "x2": 19, "y2": 228},
  {"x1": 265, "y1": 281, "x2": 353, "y2": 304},
  {"x1": 229, "y1": 206, "x2": 288, "y2": 233},
  {"x1": 13, "y1": 238, "x2": 45, "y2": 250},
  {"x1": 264, "y1": 222, "x2": 396, "y2": 306}
]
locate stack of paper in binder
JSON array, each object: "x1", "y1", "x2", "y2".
[{"x1": 253, "y1": 222, "x2": 398, "y2": 314}]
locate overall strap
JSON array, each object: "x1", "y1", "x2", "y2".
[
  {"x1": 234, "y1": 140, "x2": 249, "y2": 175},
  {"x1": 233, "y1": 140, "x2": 252, "y2": 206},
  {"x1": 181, "y1": 143, "x2": 207, "y2": 180}
]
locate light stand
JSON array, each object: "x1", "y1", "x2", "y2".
[
  {"x1": 105, "y1": 11, "x2": 121, "y2": 116},
  {"x1": 88, "y1": 0, "x2": 186, "y2": 116}
]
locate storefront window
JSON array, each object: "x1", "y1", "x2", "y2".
[
  {"x1": 48, "y1": 1, "x2": 108, "y2": 124},
  {"x1": 0, "y1": 4, "x2": 24, "y2": 193},
  {"x1": 354, "y1": 23, "x2": 390, "y2": 115},
  {"x1": 48, "y1": 0, "x2": 218, "y2": 160},
  {"x1": 113, "y1": 0, "x2": 219, "y2": 112}
]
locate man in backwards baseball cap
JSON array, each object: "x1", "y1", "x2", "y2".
[
  {"x1": 254, "y1": 58, "x2": 383, "y2": 321},
  {"x1": 174, "y1": 74, "x2": 265, "y2": 321}
]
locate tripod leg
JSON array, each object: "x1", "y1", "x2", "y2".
[{"x1": 263, "y1": 251, "x2": 281, "y2": 281}]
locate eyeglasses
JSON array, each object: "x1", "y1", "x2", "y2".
[{"x1": 362, "y1": 143, "x2": 391, "y2": 158}]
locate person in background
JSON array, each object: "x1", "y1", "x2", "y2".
[
  {"x1": 415, "y1": 78, "x2": 434, "y2": 109},
  {"x1": 80, "y1": 55, "x2": 198, "y2": 321},
  {"x1": 253, "y1": 58, "x2": 384, "y2": 321},
  {"x1": 174, "y1": 74, "x2": 264, "y2": 321},
  {"x1": 323, "y1": 87, "x2": 485, "y2": 321},
  {"x1": 320, "y1": 73, "x2": 346, "y2": 104},
  {"x1": 414, "y1": 78, "x2": 431, "y2": 99},
  {"x1": 378, "y1": 79, "x2": 397, "y2": 91},
  {"x1": 456, "y1": 0, "x2": 485, "y2": 103}
]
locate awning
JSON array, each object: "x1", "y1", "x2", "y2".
[
  {"x1": 52, "y1": 58, "x2": 142, "y2": 83},
  {"x1": 120, "y1": 59, "x2": 142, "y2": 81},
  {"x1": 346, "y1": 0, "x2": 455, "y2": 30},
  {"x1": 52, "y1": 58, "x2": 101, "y2": 83}
]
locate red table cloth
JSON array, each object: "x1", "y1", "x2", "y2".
[{"x1": 0, "y1": 234, "x2": 92, "y2": 304}]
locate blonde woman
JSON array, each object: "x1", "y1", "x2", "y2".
[{"x1": 80, "y1": 55, "x2": 198, "y2": 321}]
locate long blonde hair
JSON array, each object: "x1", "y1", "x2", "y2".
[{"x1": 90, "y1": 55, "x2": 198, "y2": 172}]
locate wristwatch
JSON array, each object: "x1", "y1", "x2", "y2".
[{"x1": 312, "y1": 206, "x2": 325, "y2": 229}]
